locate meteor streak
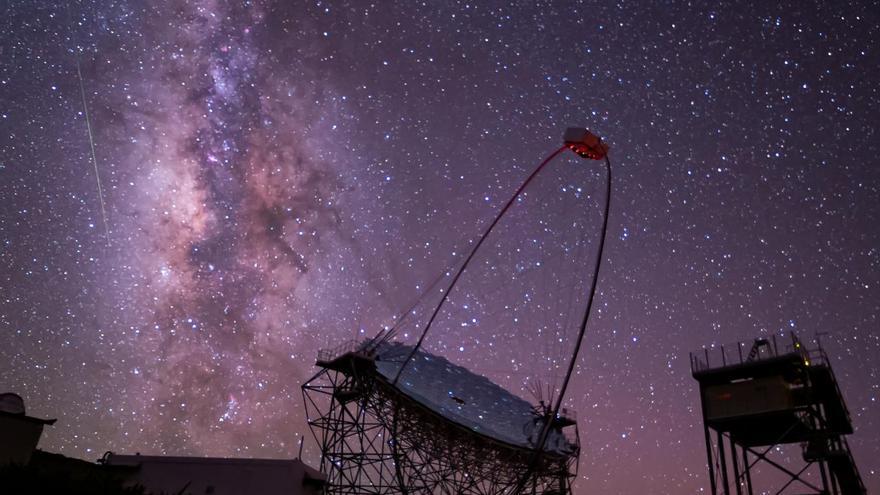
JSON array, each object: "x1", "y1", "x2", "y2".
[{"x1": 74, "y1": 50, "x2": 110, "y2": 246}]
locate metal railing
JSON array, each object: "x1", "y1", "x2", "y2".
[
  {"x1": 317, "y1": 339, "x2": 369, "y2": 363},
  {"x1": 689, "y1": 333, "x2": 819, "y2": 374}
]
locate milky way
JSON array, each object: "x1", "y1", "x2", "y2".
[
  {"x1": 1, "y1": 1, "x2": 879, "y2": 493},
  {"x1": 100, "y1": 2, "x2": 352, "y2": 454}
]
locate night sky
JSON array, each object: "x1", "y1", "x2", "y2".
[{"x1": 2, "y1": 1, "x2": 878, "y2": 493}]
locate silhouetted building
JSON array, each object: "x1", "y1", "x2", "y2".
[
  {"x1": 0, "y1": 392, "x2": 56, "y2": 466},
  {"x1": 104, "y1": 454, "x2": 325, "y2": 495},
  {"x1": 0, "y1": 392, "x2": 324, "y2": 494}
]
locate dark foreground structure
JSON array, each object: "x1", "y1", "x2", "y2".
[
  {"x1": 0, "y1": 393, "x2": 56, "y2": 467},
  {"x1": 0, "y1": 392, "x2": 324, "y2": 495},
  {"x1": 692, "y1": 333, "x2": 866, "y2": 495},
  {"x1": 104, "y1": 453, "x2": 324, "y2": 495}
]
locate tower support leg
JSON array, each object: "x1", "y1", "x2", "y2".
[
  {"x1": 717, "y1": 431, "x2": 731, "y2": 495},
  {"x1": 730, "y1": 437, "x2": 742, "y2": 495},
  {"x1": 741, "y1": 446, "x2": 753, "y2": 495},
  {"x1": 705, "y1": 423, "x2": 717, "y2": 495}
]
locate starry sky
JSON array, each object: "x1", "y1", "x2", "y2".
[{"x1": 1, "y1": 1, "x2": 878, "y2": 493}]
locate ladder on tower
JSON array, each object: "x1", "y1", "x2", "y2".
[
  {"x1": 802, "y1": 435, "x2": 866, "y2": 494},
  {"x1": 745, "y1": 338, "x2": 770, "y2": 362}
]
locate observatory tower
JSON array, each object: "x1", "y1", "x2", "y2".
[{"x1": 691, "y1": 333, "x2": 866, "y2": 495}]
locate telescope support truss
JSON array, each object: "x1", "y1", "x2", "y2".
[{"x1": 302, "y1": 353, "x2": 577, "y2": 495}]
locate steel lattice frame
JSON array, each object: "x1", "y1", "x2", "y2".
[{"x1": 302, "y1": 355, "x2": 579, "y2": 495}]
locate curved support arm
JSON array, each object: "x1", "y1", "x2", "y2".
[
  {"x1": 515, "y1": 152, "x2": 612, "y2": 494},
  {"x1": 392, "y1": 145, "x2": 569, "y2": 385},
  {"x1": 555, "y1": 154, "x2": 611, "y2": 414},
  {"x1": 549, "y1": 155, "x2": 612, "y2": 441}
]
